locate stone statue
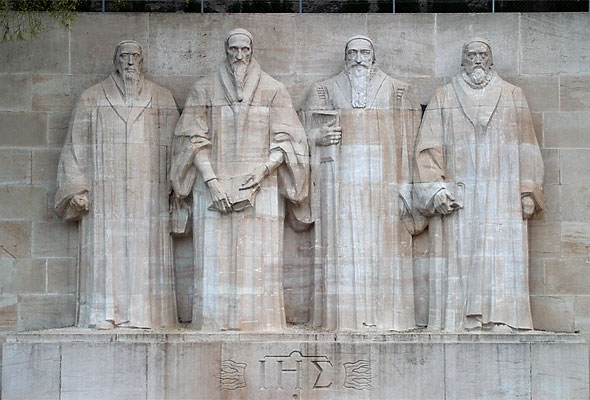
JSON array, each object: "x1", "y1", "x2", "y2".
[
  {"x1": 55, "y1": 40, "x2": 179, "y2": 330},
  {"x1": 170, "y1": 29, "x2": 309, "y2": 331},
  {"x1": 414, "y1": 38, "x2": 545, "y2": 332},
  {"x1": 300, "y1": 36, "x2": 421, "y2": 331}
]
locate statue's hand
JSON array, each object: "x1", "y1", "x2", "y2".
[
  {"x1": 207, "y1": 179, "x2": 231, "y2": 213},
  {"x1": 315, "y1": 126, "x2": 342, "y2": 146},
  {"x1": 433, "y1": 188, "x2": 459, "y2": 215},
  {"x1": 522, "y1": 195, "x2": 535, "y2": 220},
  {"x1": 70, "y1": 193, "x2": 89, "y2": 212},
  {"x1": 241, "y1": 165, "x2": 268, "y2": 190}
]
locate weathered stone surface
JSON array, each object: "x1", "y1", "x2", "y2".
[
  {"x1": 541, "y1": 148, "x2": 559, "y2": 185},
  {"x1": 560, "y1": 76, "x2": 590, "y2": 111},
  {"x1": 545, "y1": 113, "x2": 590, "y2": 149},
  {"x1": 574, "y1": 295, "x2": 590, "y2": 332},
  {"x1": 0, "y1": 222, "x2": 31, "y2": 259},
  {"x1": 0, "y1": 23, "x2": 68, "y2": 74},
  {"x1": 172, "y1": 237, "x2": 193, "y2": 323},
  {"x1": 47, "y1": 112, "x2": 71, "y2": 147},
  {"x1": 545, "y1": 259, "x2": 590, "y2": 296},
  {"x1": 13, "y1": 258, "x2": 45, "y2": 294},
  {"x1": 528, "y1": 258, "x2": 545, "y2": 296},
  {"x1": 445, "y1": 343, "x2": 530, "y2": 398},
  {"x1": 32, "y1": 148, "x2": 61, "y2": 184},
  {"x1": 0, "y1": 112, "x2": 47, "y2": 147},
  {"x1": 560, "y1": 149, "x2": 590, "y2": 184},
  {"x1": 0, "y1": 296, "x2": 18, "y2": 331},
  {"x1": 521, "y1": 14, "x2": 590, "y2": 76},
  {"x1": 559, "y1": 185, "x2": 590, "y2": 221},
  {"x1": 367, "y1": 14, "x2": 435, "y2": 77},
  {"x1": 148, "y1": 14, "x2": 225, "y2": 77},
  {"x1": 32, "y1": 74, "x2": 105, "y2": 112},
  {"x1": 31, "y1": 221, "x2": 78, "y2": 258},
  {"x1": 0, "y1": 75, "x2": 32, "y2": 111},
  {"x1": 70, "y1": 14, "x2": 149, "y2": 74},
  {"x1": 61, "y1": 343, "x2": 147, "y2": 400},
  {"x1": 435, "y1": 14, "x2": 519, "y2": 77},
  {"x1": 528, "y1": 221, "x2": 561, "y2": 256},
  {"x1": 0, "y1": 186, "x2": 46, "y2": 220},
  {"x1": 46, "y1": 258, "x2": 77, "y2": 295},
  {"x1": 2, "y1": 343, "x2": 61, "y2": 400},
  {"x1": 17, "y1": 294, "x2": 75, "y2": 331},
  {"x1": 0, "y1": 149, "x2": 31, "y2": 184},
  {"x1": 560, "y1": 222, "x2": 590, "y2": 258},
  {"x1": 531, "y1": 295, "x2": 575, "y2": 332},
  {"x1": 3, "y1": 331, "x2": 588, "y2": 400},
  {"x1": 293, "y1": 14, "x2": 367, "y2": 77},
  {"x1": 504, "y1": 75, "x2": 559, "y2": 112},
  {"x1": 531, "y1": 342, "x2": 590, "y2": 399}
]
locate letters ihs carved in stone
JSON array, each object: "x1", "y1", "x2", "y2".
[
  {"x1": 170, "y1": 28, "x2": 309, "y2": 332},
  {"x1": 55, "y1": 40, "x2": 178, "y2": 330},
  {"x1": 414, "y1": 38, "x2": 545, "y2": 332}
]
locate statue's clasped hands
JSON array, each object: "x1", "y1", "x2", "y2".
[{"x1": 522, "y1": 195, "x2": 535, "y2": 220}]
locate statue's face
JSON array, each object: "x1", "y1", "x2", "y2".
[
  {"x1": 226, "y1": 34, "x2": 252, "y2": 65},
  {"x1": 462, "y1": 42, "x2": 491, "y2": 74},
  {"x1": 116, "y1": 43, "x2": 142, "y2": 76},
  {"x1": 345, "y1": 39, "x2": 373, "y2": 70}
]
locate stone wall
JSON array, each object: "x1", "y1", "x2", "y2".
[{"x1": 0, "y1": 12, "x2": 588, "y2": 342}]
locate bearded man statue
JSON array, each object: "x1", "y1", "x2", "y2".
[{"x1": 414, "y1": 38, "x2": 545, "y2": 332}]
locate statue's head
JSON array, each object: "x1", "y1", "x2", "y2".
[
  {"x1": 225, "y1": 28, "x2": 253, "y2": 67},
  {"x1": 113, "y1": 40, "x2": 143, "y2": 79},
  {"x1": 461, "y1": 38, "x2": 493, "y2": 87},
  {"x1": 344, "y1": 35, "x2": 375, "y2": 72}
]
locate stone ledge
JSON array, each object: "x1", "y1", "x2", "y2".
[{"x1": 3, "y1": 329, "x2": 588, "y2": 399}]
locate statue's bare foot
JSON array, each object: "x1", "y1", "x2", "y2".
[{"x1": 95, "y1": 321, "x2": 115, "y2": 330}]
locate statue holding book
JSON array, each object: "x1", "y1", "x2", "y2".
[{"x1": 170, "y1": 29, "x2": 310, "y2": 331}]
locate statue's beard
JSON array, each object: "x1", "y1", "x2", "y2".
[
  {"x1": 123, "y1": 70, "x2": 140, "y2": 105},
  {"x1": 463, "y1": 66, "x2": 492, "y2": 89},
  {"x1": 231, "y1": 59, "x2": 249, "y2": 101},
  {"x1": 346, "y1": 63, "x2": 371, "y2": 108}
]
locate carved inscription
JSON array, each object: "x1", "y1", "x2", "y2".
[
  {"x1": 343, "y1": 360, "x2": 374, "y2": 390},
  {"x1": 220, "y1": 360, "x2": 247, "y2": 390},
  {"x1": 259, "y1": 350, "x2": 333, "y2": 391}
]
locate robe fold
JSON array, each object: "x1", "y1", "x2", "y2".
[
  {"x1": 301, "y1": 68, "x2": 421, "y2": 331},
  {"x1": 171, "y1": 59, "x2": 309, "y2": 331},
  {"x1": 414, "y1": 72, "x2": 545, "y2": 331},
  {"x1": 56, "y1": 73, "x2": 179, "y2": 328}
]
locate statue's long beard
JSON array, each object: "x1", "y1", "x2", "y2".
[
  {"x1": 462, "y1": 66, "x2": 492, "y2": 89},
  {"x1": 348, "y1": 64, "x2": 371, "y2": 108},
  {"x1": 231, "y1": 60, "x2": 249, "y2": 102},
  {"x1": 123, "y1": 70, "x2": 140, "y2": 105}
]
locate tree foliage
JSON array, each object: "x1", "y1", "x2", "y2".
[{"x1": 0, "y1": 0, "x2": 79, "y2": 42}]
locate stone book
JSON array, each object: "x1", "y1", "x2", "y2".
[{"x1": 207, "y1": 175, "x2": 260, "y2": 212}]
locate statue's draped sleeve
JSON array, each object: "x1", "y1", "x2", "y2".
[
  {"x1": 270, "y1": 85, "x2": 310, "y2": 205},
  {"x1": 413, "y1": 88, "x2": 449, "y2": 216},
  {"x1": 514, "y1": 86, "x2": 545, "y2": 211},
  {"x1": 170, "y1": 82, "x2": 212, "y2": 198},
  {"x1": 55, "y1": 94, "x2": 93, "y2": 220}
]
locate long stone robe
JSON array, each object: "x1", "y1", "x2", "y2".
[
  {"x1": 55, "y1": 74, "x2": 179, "y2": 329},
  {"x1": 171, "y1": 59, "x2": 309, "y2": 331},
  {"x1": 301, "y1": 68, "x2": 421, "y2": 331},
  {"x1": 414, "y1": 72, "x2": 545, "y2": 331}
]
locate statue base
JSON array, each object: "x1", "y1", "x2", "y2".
[{"x1": 3, "y1": 328, "x2": 588, "y2": 399}]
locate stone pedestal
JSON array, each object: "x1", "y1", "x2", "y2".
[{"x1": 2, "y1": 328, "x2": 588, "y2": 399}]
